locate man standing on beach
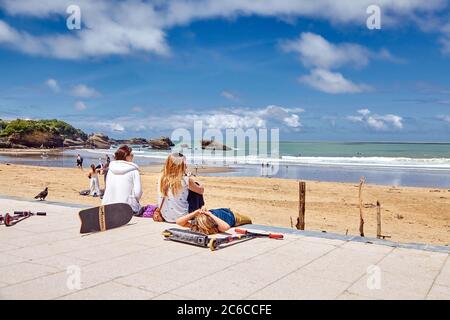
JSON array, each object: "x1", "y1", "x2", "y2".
[
  {"x1": 102, "y1": 155, "x2": 111, "y2": 186},
  {"x1": 76, "y1": 154, "x2": 83, "y2": 170}
]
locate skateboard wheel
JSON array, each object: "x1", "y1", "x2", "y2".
[
  {"x1": 162, "y1": 231, "x2": 172, "y2": 238},
  {"x1": 4, "y1": 213, "x2": 13, "y2": 227},
  {"x1": 208, "y1": 239, "x2": 217, "y2": 251}
]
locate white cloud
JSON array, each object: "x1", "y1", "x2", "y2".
[
  {"x1": 282, "y1": 32, "x2": 403, "y2": 94},
  {"x1": 437, "y1": 115, "x2": 450, "y2": 122},
  {"x1": 91, "y1": 105, "x2": 303, "y2": 134},
  {"x1": 131, "y1": 106, "x2": 143, "y2": 113},
  {"x1": 0, "y1": 1, "x2": 169, "y2": 59},
  {"x1": 357, "y1": 108, "x2": 371, "y2": 116},
  {"x1": 97, "y1": 122, "x2": 125, "y2": 132},
  {"x1": 0, "y1": 0, "x2": 446, "y2": 59},
  {"x1": 0, "y1": 19, "x2": 16, "y2": 42},
  {"x1": 45, "y1": 78, "x2": 60, "y2": 93},
  {"x1": 70, "y1": 84, "x2": 100, "y2": 98},
  {"x1": 221, "y1": 90, "x2": 240, "y2": 102},
  {"x1": 346, "y1": 109, "x2": 403, "y2": 131},
  {"x1": 439, "y1": 23, "x2": 450, "y2": 55},
  {"x1": 162, "y1": 0, "x2": 445, "y2": 26},
  {"x1": 300, "y1": 68, "x2": 371, "y2": 94},
  {"x1": 281, "y1": 32, "x2": 370, "y2": 69},
  {"x1": 74, "y1": 101, "x2": 87, "y2": 111},
  {"x1": 283, "y1": 114, "x2": 300, "y2": 127}
]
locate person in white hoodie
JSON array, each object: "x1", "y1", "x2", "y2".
[{"x1": 101, "y1": 145, "x2": 143, "y2": 214}]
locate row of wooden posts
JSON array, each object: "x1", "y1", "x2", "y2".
[{"x1": 294, "y1": 177, "x2": 389, "y2": 239}]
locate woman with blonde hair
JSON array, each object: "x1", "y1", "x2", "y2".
[
  {"x1": 153, "y1": 152, "x2": 204, "y2": 222},
  {"x1": 176, "y1": 207, "x2": 252, "y2": 234}
]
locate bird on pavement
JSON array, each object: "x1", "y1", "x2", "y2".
[{"x1": 34, "y1": 187, "x2": 48, "y2": 201}]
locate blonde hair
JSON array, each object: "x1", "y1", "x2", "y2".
[
  {"x1": 159, "y1": 152, "x2": 187, "y2": 197},
  {"x1": 190, "y1": 212, "x2": 220, "y2": 235}
]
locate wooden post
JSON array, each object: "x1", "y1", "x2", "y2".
[
  {"x1": 376, "y1": 201, "x2": 381, "y2": 239},
  {"x1": 296, "y1": 181, "x2": 306, "y2": 230},
  {"x1": 358, "y1": 176, "x2": 365, "y2": 237}
]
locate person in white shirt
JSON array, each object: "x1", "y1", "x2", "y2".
[
  {"x1": 154, "y1": 152, "x2": 204, "y2": 223},
  {"x1": 101, "y1": 145, "x2": 143, "y2": 213},
  {"x1": 88, "y1": 164, "x2": 101, "y2": 197}
]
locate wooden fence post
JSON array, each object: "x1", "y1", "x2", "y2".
[
  {"x1": 376, "y1": 201, "x2": 381, "y2": 239},
  {"x1": 358, "y1": 176, "x2": 365, "y2": 237},
  {"x1": 296, "y1": 181, "x2": 306, "y2": 230}
]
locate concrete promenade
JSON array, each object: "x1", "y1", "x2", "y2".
[{"x1": 0, "y1": 198, "x2": 449, "y2": 300}]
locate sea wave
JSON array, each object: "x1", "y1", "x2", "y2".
[
  {"x1": 78, "y1": 148, "x2": 450, "y2": 170},
  {"x1": 280, "y1": 156, "x2": 450, "y2": 170}
]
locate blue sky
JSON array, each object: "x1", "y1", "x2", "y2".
[{"x1": 1, "y1": 0, "x2": 450, "y2": 141}]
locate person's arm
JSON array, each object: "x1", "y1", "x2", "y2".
[
  {"x1": 204, "y1": 211, "x2": 231, "y2": 232},
  {"x1": 132, "y1": 171, "x2": 143, "y2": 201},
  {"x1": 188, "y1": 177, "x2": 204, "y2": 194},
  {"x1": 176, "y1": 209, "x2": 201, "y2": 227}
]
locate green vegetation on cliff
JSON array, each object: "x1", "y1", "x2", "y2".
[
  {"x1": 0, "y1": 119, "x2": 7, "y2": 131},
  {"x1": 0, "y1": 119, "x2": 87, "y2": 140}
]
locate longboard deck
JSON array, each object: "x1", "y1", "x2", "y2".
[
  {"x1": 162, "y1": 228, "x2": 210, "y2": 248},
  {"x1": 79, "y1": 203, "x2": 133, "y2": 234}
]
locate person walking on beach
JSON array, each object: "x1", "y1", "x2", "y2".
[
  {"x1": 76, "y1": 154, "x2": 83, "y2": 170},
  {"x1": 101, "y1": 145, "x2": 143, "y2": 214},
  {"x1": 153, "y1": 152, "x2": 204, "y2": 222},
  {"x1": 96, "y1": 158, "x2": 104, "y2": 170},
  {"x1": 102, "y1": 155, "x2": 111, "y2": 186},
  {"x1": 88, "y1": 164, "x2": 101, "y2": 197}
]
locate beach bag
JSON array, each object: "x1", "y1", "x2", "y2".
[
  {"x1": 141, "y1": 204, "x2": 158, "y2": 218},
  {"x1": 152, "y1": 197, "x2": 166, "y2": 222}
]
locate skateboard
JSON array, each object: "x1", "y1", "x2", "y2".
[
  {"x1": 162, "y1": 228, "x2": 210, "y2": 248},
  {"x1": 234, "y1": 228, "x2": 284, "y2": 239},
  {"x1": 162, "y1": 228, "x2": 283, "y2": 251},
  {"x1": 79, "y1": 203, "x2": 133, "y2": 234},
  {"x1": 207, "y1": 229, "x2": 283, "y2": 251},
  {"x1": 4, "y1": 211, "x2": 46, "y2": 227}
]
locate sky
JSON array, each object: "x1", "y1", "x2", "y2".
[{"x1": 1, "y1": 0, "x2": 450, "y2": 141}]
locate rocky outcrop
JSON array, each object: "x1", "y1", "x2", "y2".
[
  {"x1": 115, "y1": 138, "x2": 148, "y2": 145},
  {"x1": 63, "y1": 138, "x2": 86, "y2": 147},
  {"x1": 86, "y1": 133, "x2": 112, "y2": 149},
  {"x1": 7, "y1": 131, "x2": 64, "y2": 148},
  {"x1": 0, "y1": 137, "x2": 11, "y2": 148},
  {"x1": 148, "y1": 136, "x2": 174, "y2": 150},
  {"x1": 201, "y1": 139, "x2": 231, "y2": 151}
]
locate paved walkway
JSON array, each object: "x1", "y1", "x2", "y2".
[{"x1": 0, "y1": 199, "x2": 449, "y2": 300}]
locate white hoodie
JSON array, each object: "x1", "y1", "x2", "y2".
[{"x1": 101, "y1": 160, "x2": 142, "y2": 212}]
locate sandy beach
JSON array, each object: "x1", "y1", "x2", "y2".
[{"x1": 0, "y1": 162, "x2": 449, "y2": 246}]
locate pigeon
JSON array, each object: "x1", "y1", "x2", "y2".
[{"x1": 34, "y1": 187, "x2": 48, "y2": 201}]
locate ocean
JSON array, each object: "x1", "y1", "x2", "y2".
[{"x1": 1, "y1": 141, "x2": 450, "y2": 188}]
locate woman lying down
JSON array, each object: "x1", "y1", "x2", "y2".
[{"x1": 176, "y1": 208, "x2": 252, "y2": 235}]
